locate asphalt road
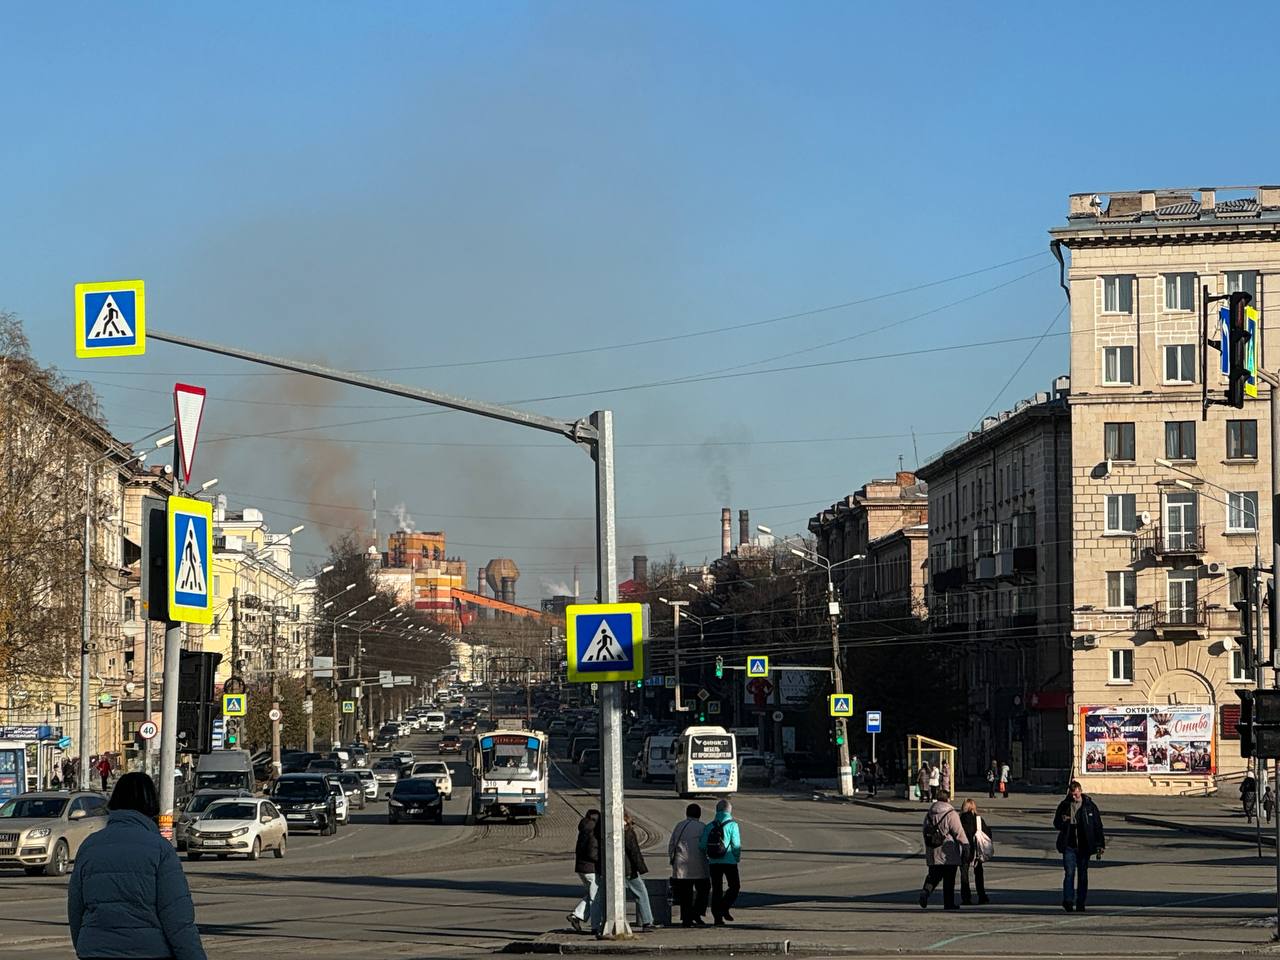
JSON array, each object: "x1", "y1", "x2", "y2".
[{"x1": 1, "y1": 718, "x2": 1278, "y2": 959}]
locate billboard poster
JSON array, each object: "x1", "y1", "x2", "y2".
[{"x1": 1080, "y1": 705, "x2": 1214, "y2": 776}]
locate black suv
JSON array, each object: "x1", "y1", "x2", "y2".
[{"x1": 270, "y1": 774, "x2": 339, "y2": 834}]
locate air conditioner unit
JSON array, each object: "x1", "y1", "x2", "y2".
[
  {"x1": 1138, "y1": 511, "x2": 1152, "y2": 527},
  {"x1": 1203, "y1": 561, "x2": 1225, "y2": 577},
  {"x1": 1080, "y1": 634, "x2": 1099, "y2": 649}
]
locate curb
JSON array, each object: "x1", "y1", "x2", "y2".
[
  {"x1": 502, "y1": 940, "x2": 791, "y2": 955},
  {"x1": 1125, "y1": 813, "x2": 1275, "y2": 846}
]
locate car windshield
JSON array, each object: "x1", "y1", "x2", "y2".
[
  {"x1": 337, "y1": 774, "x2": 360, "y2": 787},
  {"x1": 203, "y1": 802, "x2": 258, "y2": 821},
  {"x1": 356, "y1": 770, "x2": 375, "y2": 780},
  {"x1": 196, "y1": 772, "x2": 248, "y2": 790},
  {"x1": 392, "y1": 780, "x2": 439, "y2": 798},
  {"x1": 272, "y1": 780, "x2": 326, "y2": 800},
  {"x1": 188, "y1": 793, "x2": 235, "y2": 814},
  {"x1": 0, "y1": 797, "x2": 66, "y2": 819},
  {"x1": 373, "y1": 761, "x2": 398, "y2": 771},
  {"x1": 416, "y1": 764, "x2": 448, "y2": 775}
]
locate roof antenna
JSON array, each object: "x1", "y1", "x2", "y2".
[{"x1": 911, "y1": 427, "x2": 920, "y2": 470}]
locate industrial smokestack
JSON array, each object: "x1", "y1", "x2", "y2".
[
  {"x1": 633, "y1": 555, "x2": 648, "y2": 584},
  {"x1": 477, "y1": 566, "x2": 486, "y2": 595},
  {"x1": 721, "y1": 507, "x2": 732, "y2": 556},
  {"x1": 501, "y1": 577, "x2": 516, "y2": 605},
  {"x1": 739, "y1": 510, "x2": 749, "y2": 548}
]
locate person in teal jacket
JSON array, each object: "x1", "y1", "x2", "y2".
[
  {"x1": 699, "y1": 798, "x2": 742, "y2": 925},
  {"x1": 68, "y1": 773, "x2": 206, "y2": 960}
]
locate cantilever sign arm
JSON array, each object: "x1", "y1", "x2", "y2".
[{"x1": 147, "y1": 329, "x2": 596, "y2": 445}]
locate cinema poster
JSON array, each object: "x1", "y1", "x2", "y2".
[{"x1": 1080, "y1": 705, "x2": 1214, "y2": 776}]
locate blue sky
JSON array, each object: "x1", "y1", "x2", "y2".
[{"x1": 4, "y1": 1, "x2": 1278, "y2": 600}]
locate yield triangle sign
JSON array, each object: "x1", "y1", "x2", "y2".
[
  {"x1": 176, "y1": 518, "x2": 208, "y2": 594},
  {"x1": 583, "y1": 620, "x2": 627, "y2": 662},
  {"x1": 173, "y1": 383, "x2": 207, "y2": 487},
  {"x1": 87, "y1": 294, "x2": 134, "y2": 340}
]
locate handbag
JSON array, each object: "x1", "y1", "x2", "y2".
[{"x1": 973, "y1": 815, "x2": 995, "y2": 862}]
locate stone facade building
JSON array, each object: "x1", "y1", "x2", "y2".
[
  {"x1": 917, "y1": 385, "x2": 1074, "y2": 783},
  {"x1": 1051, "y1": 186, "x2": 1278, "y2": 794}
]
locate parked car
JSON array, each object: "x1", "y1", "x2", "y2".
[
  {"x1": 176, "y1": 788, "x2": 252, "y2": 850},
  {"x1": 409, "y1": 761, "x2": 453, "y2": 800},
  {"x1": 387, "y1": 778, "x2": 444, "y2": 824},
  {"x1": 0, "y1": 792, "x2": 108, "y2": 876},
  {"x1": 186, "y1": 797, "x2": 287, "y2": 861},
  {"x1": 269, "y1": 774, "x2": 339, "y2": 835}
]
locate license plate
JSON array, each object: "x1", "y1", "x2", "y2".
[
  {"x1": 407, "y1": 806, "x2": 421, "y2": 813},
  {"x1": 286, "y1": 814, "x2": 306, "y2": 820},
  {"x1": 203, "y1": 839, "x2": 226, "y2": 846}
]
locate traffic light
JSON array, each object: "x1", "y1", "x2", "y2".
[
  {"x1": 835, "y1": 723, "x2": 845, "y2": 746},
  {"x1": 635, "y1": 679, "x2": 643, "y2": 689},
  {"x1": 715, "y1": 656, "x2": 724, "y2": 679},
  {"x1": 1269, "y1": 580, "x2": 1277, "y2": 669},
  {"x1": 1239, "y1": 690, "x2": 1255, "y2": 758},
  {"x1": 227, "y1": 731, "x2": 237, "y2": 746},
  {"x1": 697, "y1": 712, "x2": 706, "y2": 723},
  {"x1": 1226, "y1": 291, "x2": 1253, "y2": 409},
  {"x1": 1233, "y1": 566, "x2": 1255, "y2": 675}
]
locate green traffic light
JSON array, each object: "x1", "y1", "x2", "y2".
[
  {"x1": 635, "y1": 680, "x2": 643, "y2": 688},
  {"x1": 836, "y1": 734, "x2": 845, "y2": 745}
]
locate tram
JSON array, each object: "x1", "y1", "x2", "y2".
[{"x1": 471, "y1": 729, "x2": 549, "y2": 821}]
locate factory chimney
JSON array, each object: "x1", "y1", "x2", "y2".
[
  {"x1": 739, "y1": 510, "x2": 750, "y2": 549},
  {"x1": 633, "y1": 555, "x2": 648, "y2": 585},
  {"x1": 721, "y1": 507, "x2": 732, "y2": 557},
  {"x1": 501, "y1": 577, "x2": 517, "y2": 605}
]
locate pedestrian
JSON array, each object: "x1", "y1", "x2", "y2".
[
  {"x1": 866, "y1": 758, "x2": 879, "y2": 798},
  {"x1": 959, "y1": 798, "x2": 992, "y2": 905},
  {"x1": 96, "y1": 755, "x2": 111, "y2": 792},
  {"x1": 700, "y1": 798, "x2": 742, "y2": 926},
  {"x1": 850, "y1": 754, "x2": 861, "y2": 793},
  {"x1": 1054, "y1": 780, "x2": 1105, "y2": 912},
  {"x1": 940, "y1": 759, "x2": 950, "y2": 796},
  {"x1": 566, "y1": 808, "x2": 600, "y2": 933},
  {"x1": 928, "y1": 762, "x2": 941, "y2": 801},
  {"x1": 623, "y1": 811, "x2": 656, "y2": 932},
  {"x1": 919, "y1": 788, "x2": 968, "y2": 910},
  {"x1": 51, "y1": 768, "x2": 61, "y2": 791},
  {"x1": 668, "y1": 802, "x2": 710, "y2": 927},
  {"x1": 999, "y1": 761, "x2": 1011, "y2": 798},
  {"x1": 917, "y1": 763, "x2": 931, "y2": 803},
  {"x1": 1265, "y1": 784, "x2": 1275, "y2": 825},
  {"x1": 1242, "y1": 768, "x2": 1259, "y2": 822},
  {"x1": 987, "y1": 758, "x2": 999, "y2": 799},
  {"x1": 68, "y1": 772, "x2": 206, "y2": 960}
]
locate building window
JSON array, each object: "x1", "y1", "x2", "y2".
[
  {"x1": 1231, "y1": 648, "x2": 1251, "y2": 683},
  {"x1": 1106, "y1": 570, "x2": 1136, "y2": 609},
  {"x1": 1109, "y1": 648, "x2": 1134, "y2": 684},
  {"x1": 1164, "y1": 273, "x2": 1196, "y2": 311},
  {"x1": 213, "y1": 575, "x2": 221, "y2": 595},
  {"x1": 1105, "y1": 494, "x2": 1137, "y2": 534},
  {"x1": 1227, "y1": 420, "x2": 1258, "y2": 460},
  {"x1": 1102, "y1": 346, "x2": 1135, "y2": 385},
  {"x1": 1104, "y1": 422, "x2": 1136, "y2": 461},
  {"x1": 1226, "y1": 270, "x2": 1257, "y2": 301},
  {"x1": 1228, "y1": 491, "x2": 1259, "y2": 532},
  {"x1": 1164, "y1": 344, "x2": 1196, "y2": 384},
  {"x1": 1167, "y1": 570, "x2": 1198, "y2": 623},
  {"x1": 1103, "y1": 275, "x2": 1134, "y2": 313},
  {"x1": 124, "y1": 597, "x2": 136, "y2": 622},
  {"x1": 1165, "y1": 421, "x2": 1196, "y2": 460}
]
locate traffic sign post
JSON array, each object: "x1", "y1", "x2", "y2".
[
  {"x1": 167, "y1": 497, "x2": 213, "y2": 625},
  {"x1": 566, "y1": 603, "x2": 644, "y2": 683},
  {"x1": 746, "y1": 655, "x2": 769, "y2": 678},
  {"x1": 75, "y1": 280, "x2": 145, "y2": 358},
  {"x1": 866, "y1": 710, "x2": 882, "y2": 765},
  {"x1": 268, "y1": 708, "x2": 282, "y2": 723},
  {"x1": 138, "y1": 720, "x2": 159, "y2": 741}
]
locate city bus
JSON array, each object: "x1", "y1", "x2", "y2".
[
  {"x1": 0, "y1": 741, "x2": 28, "y2": 802},
  {"x1": 471, "y1": 729, "x2": 549, "y2": 822},
  {"x1": 673, "y1": 726, "x2": 737, "y2": 798}
]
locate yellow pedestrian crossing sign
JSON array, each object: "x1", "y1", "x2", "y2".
[
  {"x1": 222, "y1": 693, "x2": 247, "y2": 717},
  {"x1": 829, "y1": 694, "x2": 853, "y2": 717},
  {"x1": 342, "y1": 701, "x2": 355, "y2": 714},
  {"x1": 746, "y1": 655, "x2": 769, "y2": 678},
  {"x1": 75, "y1": 280, "x2": 146, "y2": 358}
]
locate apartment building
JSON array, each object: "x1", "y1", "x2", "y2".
[
  {"x1": 917, "y1": 384, "x2": 1073, "y2": 783},
  {"x1": 1051, "y1": 186, "x2": 1277, "y2": 794}
]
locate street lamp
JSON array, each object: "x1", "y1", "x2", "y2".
[
  {"x1": 77, "y1": 428, "x2": 173, "y2": 790},
  {"x1": 658, "y1": 598, "x2": 690, "y2": 712}
]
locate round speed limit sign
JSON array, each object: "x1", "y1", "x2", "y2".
[
  {"x1": 138, "y1": 720, "x2": 159, "y2": 740},
  {"x1": 268, "y1": 708, "x2": 283, "y2": 722}
]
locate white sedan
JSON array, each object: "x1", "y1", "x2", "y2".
[
  {"x1": 408, "y1": 761, "x2": 454, "y2": 800},
  {"x1": 187, "y1": 798, "x2": 287, "y2": 861}
]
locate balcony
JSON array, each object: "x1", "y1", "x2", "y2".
[
  {"x1": 973, "y1": 556, "x2": 997, "y2": 581},
  {"x1": 1135, "y1": 525, "x2": 1206, "y2": 561},
  {"x1": 1135, "y1": 601, "x2": 1208, "y2": 637}
]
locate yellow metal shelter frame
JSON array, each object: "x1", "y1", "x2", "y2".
[{"x1": 909, "y1": 734, "x2": 957, "y2": 798}]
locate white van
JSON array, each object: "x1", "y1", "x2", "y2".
[
  {"x1": 425, "y1": 712, "x2": 447, "y2": 732},
  {"x1": 639, "y1": 735, "x2": 676, "y2": 783}
]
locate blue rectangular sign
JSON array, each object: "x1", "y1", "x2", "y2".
[{"x1": 866, "y1": 710, "x2": 882, "y2": 734}]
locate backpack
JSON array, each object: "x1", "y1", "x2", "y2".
[
  {"x1": 972, "y1": 815, "x2": 995, "y2": 862},
  {"x1": 923, "y1": 813, "x2": 948, "y2": 849},
  {"x1": 706, "y1": 818, "x2": 733, "y2": 859}
]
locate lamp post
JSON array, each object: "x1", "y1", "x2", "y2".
[
  {"x1": 78, "y1": 429, "x2": 174, "y2": 790},
  {"x1": 327, "y1": 594, "x2": 378, "y2": 744}
]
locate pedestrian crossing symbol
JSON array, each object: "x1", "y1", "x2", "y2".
[
  {"x1": 566, "y1": 603, "x2": 644, "y2": 683},
  {"x1": 167, "y1": 495, "x2": 212, "y2": 625},
  {"x1": 747, "y1": 656, "x2": 770, "y2": 678},
  {"x1": 829, "y1": 694, "x2": 854, "y2": 717},
  {"x1": 222, "y1": 694, "x2": 246, "y2": 717},
  {"x1": 75, "y1": 280, "x2": 146, "y2": 358}
]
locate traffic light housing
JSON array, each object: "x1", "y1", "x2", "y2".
[
  {"x1": 1233, "y1": 566, "x2": 1255, "y2": 675},
  {"x1": 1226, "y1": 291, "x2": 1253, "y2": 409},
  {"x1": 1239, "y1": 690, "x2": 1255, "y2": 758},
  {"x1": 715, "y1": 657, "x2": 724, "y2": 679},
  {"x1": 835, "y1": 723, "x2": 845, "y2": 746}
]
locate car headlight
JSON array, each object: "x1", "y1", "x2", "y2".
[
  {"x1": 26, "y1": 827, "x2": 51, "y2": 839},
  {"x1": 230, "y1": 827, "x2": 250, "y2": 837},
  {"x1": 389, "y1": 799, "x2": 403, "y2": 807}
]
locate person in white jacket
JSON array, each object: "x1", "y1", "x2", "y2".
[{"x1": 668, "y1": 803, "x2": 710, "y2": 926}]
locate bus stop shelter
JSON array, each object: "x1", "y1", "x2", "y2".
[{"x1": 908, "y1": 734, "x2": 957, "y2": 799}]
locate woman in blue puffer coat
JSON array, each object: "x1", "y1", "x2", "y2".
[{"x1": 68, "y1": 772, "x2": 206, "y2": 960}]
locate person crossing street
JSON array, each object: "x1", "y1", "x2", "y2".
[{"x1": 1055, "y1": 780, "x2": 1105, "y2": 912}]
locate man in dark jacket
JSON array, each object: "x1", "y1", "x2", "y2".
[
  {"x1": 1054, "y1": 780, "x2": 1105, "y2": 912},
  {"x1": 567, "y1": 809, "x2": 600, "y2": 932}
]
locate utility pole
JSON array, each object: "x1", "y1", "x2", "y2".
[
  {"x1": 228, "y1": 587, "x2": 239, "y2": 748},
  {"x1": 78, "y1": 462, "x2": 94, "y2": 790},
  {"x1": 142, "y1": 620, "x2": 153, "y2": 777},
  {"x1": 157, "y1": 455, "x2": 183, "y2": 842},
  {"x1": 331, "y1": 620, "x2": 339, "y2": 750},
  {"x1": 666, "y1": 600, "x2": 687, "y2": 713},
  {"x1": 304, "y1": 618, "x2": 315, "y2": 752},
  {"x1": 826, "y1": 579, "x2": 854, "y2": 797},
  {"x1": 270, "y1": 610, "x2": 281, "y2": 777}
]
